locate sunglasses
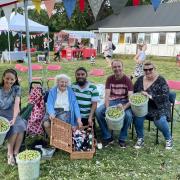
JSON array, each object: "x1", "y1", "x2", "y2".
[{"x1": 143, "y1": 68, "x2": 153, "y2": 72}]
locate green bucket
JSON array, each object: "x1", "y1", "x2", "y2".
[
  {"x1": 0, "y1": 116, "x2": 10, "y2": 145},
  {"x1": 130, "y1": 93, "x2": 149, "y2": 117},
  {"x1": 105, "y1": 106, "x2": 125, "y2": 130},
  {"x1": 16, "y1": 150, "x2": 41, "y2": 180}
]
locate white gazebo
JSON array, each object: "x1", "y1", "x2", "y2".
[{"x1": 0, "y1": 12, "x2": 48, "y2": 32}]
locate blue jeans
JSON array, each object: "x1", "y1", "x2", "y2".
[
  {"x1": 95, "y1": 99, "x2": 133, "y2": 141},
  {"x1": 134, "y1": 115, "x2": 171, "y2": 140}
]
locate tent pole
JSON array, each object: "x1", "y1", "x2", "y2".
[
  {"x1": 48, "y1": 31, "x2": 50, "y2": 62},
  {"x1": 24, "y1": 0, "x2": 32, "y2": 86},
  {"x1": 7, "y1": 28, "x2": 11, "y2": 64},
  {"x1": 20, "y1": 32, "x2": 22, "y2": 51}
]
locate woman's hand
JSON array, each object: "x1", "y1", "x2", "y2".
[
  {"x1": 49, "y1": 114, "x2": 55, "y2": 121},
  {"x1": 77, "y1": 119, "x2": 83, "y2": 128},
  {"x1": 9, "y1": 119, "x2": 16, "y2": 126},
  {"x1": 141, "y1": 91, "x2": 152, "y2": 99}
]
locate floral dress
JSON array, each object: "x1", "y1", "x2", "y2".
[{"x1": 27, "y1": 87, "x2": 45, "y2": 135}]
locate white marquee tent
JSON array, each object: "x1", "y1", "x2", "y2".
[{"x1": 0, "y1": 12, "x2": 49, "y2": 32}]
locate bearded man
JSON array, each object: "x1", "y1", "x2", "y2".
[{"x1": 72, "y1": 67, "x2": 99, "y2": 129}]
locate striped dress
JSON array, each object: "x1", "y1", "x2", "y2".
[{"x1": 72, "y1": 82, "x2": 99, "y2": 118}]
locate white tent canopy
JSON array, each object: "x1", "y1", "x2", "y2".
[
  {"x1": 0, "y1": 12, "x2": 48, "y2": 32},
  {"x1": 62, "y1": 30, "x2": 96, "y2": 39}
]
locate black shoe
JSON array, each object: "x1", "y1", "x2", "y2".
[
  {"x1": 103, "y1": 137, "x2": 114, "y2": 147},
  {"x1": 119, "y1": 140, "x2": 127, "y2": 149}
]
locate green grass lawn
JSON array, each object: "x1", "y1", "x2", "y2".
[{"x1": 0, "y1": 56, "x2": 180, "y2": 180}]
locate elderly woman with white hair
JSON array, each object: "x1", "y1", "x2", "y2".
[{"x1": 43, "y1": 74, "x2": 82, "y2": 137}]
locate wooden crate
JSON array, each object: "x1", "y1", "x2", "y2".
[{"x1": 50, "y1": 118, "x2": 95, "y2": 159}]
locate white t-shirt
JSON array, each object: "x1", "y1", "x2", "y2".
[{"x1": 103, "y1": 40, "x2": 113, "y2": 57}]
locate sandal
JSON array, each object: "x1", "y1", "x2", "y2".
[
  {"x1": 13, "y1": 154, "x2": 18, "y2": 164},
  {"x1": 7, "y1": 155, "x2": 15, "y2": 166}
]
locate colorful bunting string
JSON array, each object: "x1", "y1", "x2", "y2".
[{"x1": 1, "y1": 0, "x2": 162, "y2": 22}]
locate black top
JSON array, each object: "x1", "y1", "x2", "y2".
[{"x1": 134, "y1": 75, "x2": 171, "y2": 121}]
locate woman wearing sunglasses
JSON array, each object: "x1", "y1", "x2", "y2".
[{"x1": 133, "y1": 61, "x2": 172, "y2": 150}]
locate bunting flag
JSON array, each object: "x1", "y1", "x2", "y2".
[
  {"x1": 110, "y1": 0, "x2": 128, "y2": 14},
  {"x1": 151, "y1": 0, "x2": 161, "y2": 11},
  {"x1": 63, "y1": 0, "x2": 76, "y2": 19},
  {"x1": 133, "y1": 0, "x2": 140, "y2": 6},
  {"x1": 2, "y1": 4, "x2": 15, "y2": 24},
  {"x1": 88, "y1": 0, "x2": 104, "y2": 20},
  {"x1": 32, "y1": 0, "x2": 41, "y2": 14},
  {"x1": 44, "y1": 0, "x2": 55, "y2": 18},
  {"x1": 79, "y1": 0, "x2": 85, "y2": 12}
]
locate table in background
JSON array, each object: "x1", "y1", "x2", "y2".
[
  {"x1": 1, "y1": 51, "x2": 26, "y2": 63},
  {"x1": 82, "y1": 48, "x2": 96, "y2": 58},
  {"x1": 61, "y1": 48, "x2": 96, "y2": 60}
]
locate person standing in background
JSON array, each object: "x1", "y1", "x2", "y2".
[
  {"x1": 14, "y1": 39, "x2": 20, "y2": 52},
  {"x1": 132, "y1": 43, "x2": 147, "y2": 79},
  {"x1": 54, "y1": 42, "x2": 62, "y2": 62},
  {"x1": 103, "y1": 38, "x2": 113, "y2": 67},
  {"x1": 43, "y1": 37, "x2": 52, "y2": 64}
]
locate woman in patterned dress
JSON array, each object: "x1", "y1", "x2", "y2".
[
  {"x1": 0, "y1": 69, "x2": 26, "y2": 165},
  {"x1": 133, "y1": 61, "x2": 173, "y2": 150}
]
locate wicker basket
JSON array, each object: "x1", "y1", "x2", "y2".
[{"x1": 50, "y1": 118, "x2": 95, "y2": 160}]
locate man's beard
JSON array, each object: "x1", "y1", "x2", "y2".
[{"x1": 77, "y1": 80, "x2": 87, "y2": 86}]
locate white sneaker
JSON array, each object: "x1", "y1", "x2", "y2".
[
  {"x1": 134, "y1": 138, "x2": 144, "y2": 149},
  {"x1": 165, "y1": 139, "x2": 173, "y2": 150}
]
